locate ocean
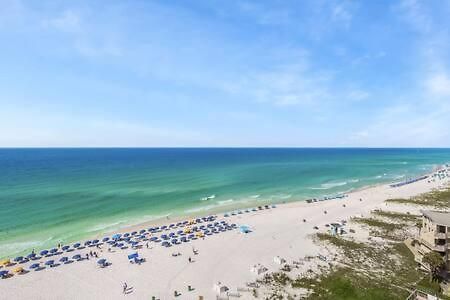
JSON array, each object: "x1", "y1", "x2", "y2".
[{"x1": 1, "y1": 148, "x2": 450, "y2": 258}]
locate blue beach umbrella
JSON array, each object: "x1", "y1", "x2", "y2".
[
  {"x1": 150, "y1": 237, "x2": 158, "y2": 241},
  {"x1": 60, "y1": 257, "x2": 68, "y2": 263},
  {"x1": 30, "y1": 263, "x2": 40, "y2": 269},
  {"x1": 112, "y1": 234, "x2": 121, "y2": 240},
  {"x1": 27, "y1": 253, "x2": 36, "y2": 259},
  {"x1": 92, "y1": 239, "x2": 99, "y2": 244},
  {"x1": 62, "y1": 245, "x2": 70, "y2": 251},
  {"x1": 131, "y1": 231, "x2": 137, "y2": 236},
  {"x1": 84, "y1": 241, "x2": 91, "y2": 246},
  {"x1": 123, "y1": 233, "x2": 130, "y2": 238},
  {"x1": 73, "y1": 243, "x2": 81, "y2": 248},
  {"x1": 45, "y1": 260, "x2": 54, "y2": 266},
  {"x1": 50, "y1": 248, "x2": 58, "y2": 254},
  {"x1": 139, "y1": 229, "x2": 146, "y2": 234},
  {"x1": 40, "y1": 250, "x2": 48, "y2": 256},
  {"x1": 0, "y1": 270, "x2": 9, "y2": 278},
  {"x1": 14, "y1": 256, "x2": 23, "y2": 262},
  {"x1": 97, "y1": 258, "x2": 106, "y2": 265},
  {"x1": 102, "y1": 237, "x2": 110, "y2": 242},
  {"x1": 72, "y1": 254, "x2": 82, "y2": 261}
]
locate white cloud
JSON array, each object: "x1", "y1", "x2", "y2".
[
  {"x1": 425, "y1": 73, "x2": 450, "y2": 97},
  {"x1": 347, "y1": 89, "x2": 369, "y2": 101},
  {"x1": 42, "y1": 10, "x2": 82, "y2": 33},
  {"x1": 331, "y1": 2, "x2": 353, "y2": 28},
  {"x1": 396, "y1": 0, "x2": 433, "y2": 34}
]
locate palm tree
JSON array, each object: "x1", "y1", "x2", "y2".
[{"x1": 422, "y1": 251, "x2": 445, "y2": 282}]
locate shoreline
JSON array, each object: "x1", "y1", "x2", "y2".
[
  {"x1": 0, "y1": 166, "x2": 449, "y2": 299},
  {"x1": 1, "y1": 166, "x2": 444, "y2": 260}
]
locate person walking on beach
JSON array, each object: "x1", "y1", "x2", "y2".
[{"x1": 123, "y1": 282, "x2": 127, "y2": 294}]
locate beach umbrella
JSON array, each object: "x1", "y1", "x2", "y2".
[
  {"x1": 40, "y1": 250, "x2": 49, "y2": 256},
  {"x1": 61, "y1": 245, "x2": 70, "y2": 251},
  {"x1": 139, "y1": 229, "x2": 146, "y2": 234},
  {"x1": 97, "y1": 259, "x2": 106, "y2": 265},
  {"x1": 123, "y1": 233, "x2": 130, "y2": 238},
  {"x1": 84, "y1": 241, "x2": 91, "y2": 246},
  {"x1": 14, "y1": 256, "x2": 23, "y2": 262},
  {"x1": 60, "y1": 257, "x2": 69, "y2": 263},
  {"x1": 150, "y1": 237, "x2": 158, "y2": 241},
  {"x1": 131, "y1": 231, "x2": 137, "y2": 236},
  {"x1": 112, "y1": 234, "x2": 121, "y2": 240},
  {"x1": 102, "y1": 237, "x2": 109, "y2": 242},
  {"x1": 27, "y1": 253, "x2": 36, "y2": 259},
  {"x1": 29, "y1": 263, "x2": 40, "y2": 269},
  {"x1": 0, "y1": 259, "x2": 10, "y2": 267},
  {"x1": 13, "y1": 266, "x2": 24, "y2": 274},
  {"x1": 92, "y1": 239, "x2": 99, "y2": 244},
  {"x1": 72, "y1": 254, "x2": 82, "y2": 261},
  {"x1": 73, "y1": 243, "x2": 81, "y2": 248},
  {"x1": 171, "y1": 239, "x2": 178, "y2": 244},
  {"x1": 49, "y1": 248, "x2": 58, "y2": 254},
  {"x1": 45, "y1": 260, "x2": 54, "y2": 266},
  {"x1": 0, "y1": 270, "x2": 9, "y2": 278}
]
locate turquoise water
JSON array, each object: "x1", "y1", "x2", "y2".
[{"x1": 1, "y1": 148, "x2": 450, "y2": 258}]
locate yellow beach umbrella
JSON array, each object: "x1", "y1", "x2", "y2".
[
  {"x1": 0, "y1": 259, "x2": 10, "y2": 267},
  {"x1": 184, "y1": 227, "x2": 192, "y2": 234},
  {"x1": 13, "y1": 266, "x2": 24, "y2": 274},
  {"x1": 196, "y1": 232, "x2": 204, "y2": 238},
  {"x1": 188, "y1": 219, "x2": 195, "y2": 225}
]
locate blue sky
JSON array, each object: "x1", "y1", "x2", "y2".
[{"x1": 1, "y1": 0, "x2": 450, "y2": 147}]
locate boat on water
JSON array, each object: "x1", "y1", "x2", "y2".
[{"x1": 201, "y1": 194, "x2": 216, "y2": 201}]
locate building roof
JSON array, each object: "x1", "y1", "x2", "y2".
[{"x1": 422, "y1": 210, "x2": 450, "y2": 227}]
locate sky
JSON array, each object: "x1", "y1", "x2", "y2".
[{"x1": 1, "y1": 0, "x2": 450, "y2": 147}]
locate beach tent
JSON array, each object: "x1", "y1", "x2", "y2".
[
  {"x1": 127, "y1": 253, "x2": 138, "y2": 260},
  {"x1": 251, "y1": 264, "x2": 267, "y2": 275},
  {"x1": 213, "y1": 282, "x2": 228, "y2": 294},
  {"x1": 273, "y1": 256, "x2": 286, "y2": 265},
  {"x1": 239, "y1": 225, "x2": 251, "y2": 234}
]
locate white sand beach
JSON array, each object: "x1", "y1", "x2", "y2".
[{"x1": 1, "y1": 173, "x2": 449, "y2": 300}]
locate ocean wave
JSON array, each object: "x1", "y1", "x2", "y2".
[
  {"x1": 184, "y1": 205, "x2": 216, "y2": 214},
  {"x1": 348, "y1": 179, "x2": 359, "y2": 183},
  {"x1": 87, "y1": 221, "x2": 125, "y2": 232},
  {"x1": 250, "y1": 195, "x2": 260, "y2": 199},
  {"x1": 0, "y1": 237, "x2": 53, "y2": 255},
  {"x1": 217, "y1": 199, "x2": 234, "y2": 205}
]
